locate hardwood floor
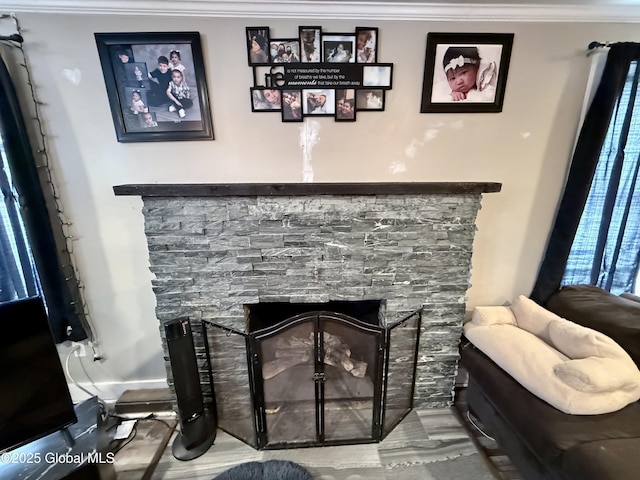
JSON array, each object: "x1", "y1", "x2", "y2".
[
  {"x1": 149, "y1": 408, "x2": 494, "y2": 480},
  {"x1": 109, "y1": 387, "x2": 525, "y2": 480}
]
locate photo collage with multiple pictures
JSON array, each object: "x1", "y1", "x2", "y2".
[{"x1": 247, "y1": 26, "x2": 393, "y2": 122}]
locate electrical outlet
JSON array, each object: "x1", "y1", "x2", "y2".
[{"x1": 72, "y1": 342, "x2": 86, "y2": 357}]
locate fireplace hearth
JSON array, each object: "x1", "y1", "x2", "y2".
[{"x1": 205, "y1": 300, "x2": 420, "y2": 449}]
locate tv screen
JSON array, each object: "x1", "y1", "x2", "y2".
[{"x1": 0, "y1": 297, "x2": 77, "y2": 452}]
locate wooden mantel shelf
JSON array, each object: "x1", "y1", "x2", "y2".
[{"x1": 113, "y1": 182, "x2": 502, "y2": 197}]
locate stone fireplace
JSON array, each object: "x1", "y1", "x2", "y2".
[{"x1": 113, "y1": 182, "x2": 500, "y2": 445}]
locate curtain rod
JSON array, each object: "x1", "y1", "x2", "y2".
[{"x1": 588, "y1": 41, "x2": 611, "y2": 50}]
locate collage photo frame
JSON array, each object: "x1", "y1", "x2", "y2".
[{"x1": 246, "y1": 25, "x2": 391, "y2": 123}]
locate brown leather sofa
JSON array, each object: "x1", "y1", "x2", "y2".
[{"x1": 460, "y1": 285, "x2": 640, "y2": 480}]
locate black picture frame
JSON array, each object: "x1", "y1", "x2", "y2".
[
  {"x1": 355, "y1": 27, "x2": 378, "y2": 63},
  {"x1": 420, "y1": 32, "x2": 514, "y2": 113},
  {"x1": 247, "y1": 27, "x2": 270, "y2": 65},
  {"x1": 363, "y1": 64, "x2": 393, "y2": 88},
  {"x1": 246, "y1": 24, "x2": 393, "y2": 123},
  {"x1": 299, "y1": 26, "x2": 322, "y2": 62},
  {"x1": 335, "y1": 89, "x2": 356, "y2": 122},
  {"x1": 270, "y1": 38, "x2": 302, "y2": 63},
  {"x1": 302, "y1": 89, "x2": 335, "y2": 116},
  {"x1": 356, "y1": 89, "x2": 385, "y2": 111},
  {"x1": 281, "y1": 89, "x2": 303, "y2": 122},
  {"x1": 250, "y1": 87, "x2": 282, "y2": 112},
  {"x1": 95, "y1": 31, "x2": 214, "y2": 142},
  {"x1": 321, "y1": 34, "x2": 356, "y2": 63}
]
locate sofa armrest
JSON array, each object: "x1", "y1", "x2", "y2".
[
  {"x1": 545, "y1": 285, "x2": 640, "y2": 368},
  {"x1": 621, "y1": 292, "x2": 640, "y2": 303}
]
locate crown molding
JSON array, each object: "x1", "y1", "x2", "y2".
[{"x1": 3, "y1": 0, "x2": 640, "y2": 23}]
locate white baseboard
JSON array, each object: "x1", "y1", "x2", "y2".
[{"x1": 68, "y1": 378, "x2": 169, "y2": 403}]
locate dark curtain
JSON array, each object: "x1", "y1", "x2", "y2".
[
  {"x1": 0, "y1": 55, "x2": 87, "y2": 342},
  {"x1": 531, "y1": 43, "x2": 640, "y2": 304}
]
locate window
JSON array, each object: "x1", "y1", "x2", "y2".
[
  {"x1": 0, "y1": 140, "x2": 43, "y2": 301},
  {"x1": 562, "y1": 60, "x2": 640, "y2": 294},
  {"x1": 532, "y1": 44, "x2": 640, "y2": 304}
]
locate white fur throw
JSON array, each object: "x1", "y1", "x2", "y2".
[{"x1": 464, "y1": 296, "x2": 640, "y2": 415}]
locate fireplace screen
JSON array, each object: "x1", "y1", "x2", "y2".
[{"x1": 204, "y1": 301, "x2": 420, "y2": 449}]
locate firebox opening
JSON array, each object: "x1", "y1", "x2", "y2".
[{"x1": 244, "y1": 299, "x2": 386, "y2": 333}]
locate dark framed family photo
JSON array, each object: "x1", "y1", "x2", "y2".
[
  {"x1": 420, "y1": 32, "x2": 514, "y2": 113},
  {"x1": 94, "y1": 31, "x2": 214, "y2": 142}
]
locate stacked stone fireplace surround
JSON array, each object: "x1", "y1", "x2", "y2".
[{"x1": 114, "y1": 183, "x2": 500, "y2": 412}]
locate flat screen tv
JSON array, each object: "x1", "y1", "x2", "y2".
[{"x1": 0, "y1": 297, "x2": 77, "y2": 452}]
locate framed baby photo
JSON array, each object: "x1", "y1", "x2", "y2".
[
  {"x1": 94, "y1": 31, "x2": 214, "y2": 142},
  {"x1": 420, "y1": 32, "x2": 514, "y2": 113}
]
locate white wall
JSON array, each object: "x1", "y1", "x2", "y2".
[{"x1": 4, "y1": 12, "x2": 639, "y2": 400}]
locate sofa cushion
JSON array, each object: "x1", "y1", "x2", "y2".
[
  {"x1": 510, "y1": 295, "x2": 561, "y2": 344},
  {"x1": 547, "y1": 317, "x2": 625, "y2": 360},
  {"x1": 561, "y1": 437, "x2": 640, "y2": 480},
  {"x1": 547, "y1": 318, "x2": 640, "y2": 393},
  {"x1": 545, "y1": 285, "x2": 640, "y2": 368},
  {"x1": 620, "y1": 292, "x2": 640, "y2": 303},
  {"x1": 554, "y1": 357, "x2": 637, "y2": 393}
]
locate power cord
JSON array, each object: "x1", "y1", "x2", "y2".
[
  {"x1": 105, "y1": 412, "x2": 175, "y2": 456},
  {"x1": 64, "y1": 345, "x2": 109, "y2": 418},
  {"x1": 108, "y1": 422, "x2": 138, "y2": 455},
  {"x1": 65, "y1": 345, "x2": 98, "y2": 399},
  {"x1": 109, "y1": 412, "x2": 175, "y2": 430}
]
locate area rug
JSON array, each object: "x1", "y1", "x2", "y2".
[{"x1": 213, "y1": 460, "x2": 314, "y2": 480}]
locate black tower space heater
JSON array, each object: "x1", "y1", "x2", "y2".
[{"x1": 164, "y1": 317, "x2": 217, "y2": 460}]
